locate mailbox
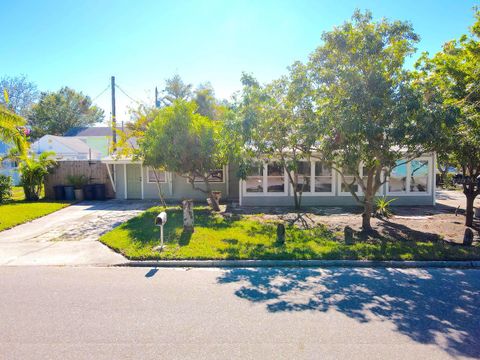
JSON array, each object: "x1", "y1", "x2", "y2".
[{"x1": 155, "y1": 212, "x2": 167, "y2": 226}]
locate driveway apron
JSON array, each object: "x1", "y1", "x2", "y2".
[{"x1": 0, "y1": 200, "x2": 153, "y2": 266}]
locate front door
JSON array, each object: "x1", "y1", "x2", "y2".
[{"x1": 126, "y1": 164, "x2": 142, "y2": 199}]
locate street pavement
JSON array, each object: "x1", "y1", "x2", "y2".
[
  {"x1": 0, "y1": 200, "x2": 152, "y2": 266},
  {"x1": 0, "y1": 266, "x2": 479, "y2": 360}
]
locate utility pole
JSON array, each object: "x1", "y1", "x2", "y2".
[
  {"x1": 155, "y1": 86, "x2": 159, "y2": 108},
  {"x1": 111, "y1": 76, "x2": 117, "y2": 152}
]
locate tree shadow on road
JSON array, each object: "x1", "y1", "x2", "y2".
[{"x1": 217, "y1": 267, "x2": 480, "y2": 358}]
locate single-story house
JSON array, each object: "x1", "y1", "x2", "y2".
[
  {"x1": 102, "y1": 153, "x2": 436, "y2": 206},
  {"x1": 32, "y1": 135, "x2": 102, "y2": 161}
]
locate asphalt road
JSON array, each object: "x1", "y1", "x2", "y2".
[{"x1": 0, "y1": 266, "x2": 479, "y2": 360}]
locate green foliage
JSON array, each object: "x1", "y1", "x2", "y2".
[
  {"x1": 0, "y1": 75, "x2": 38, "y2": 117},
  {"x1": 28, "y1": 87, "x2": 104, "y2": 138},
  {"x1": 19, "y1": 151, "x2": 57, "y2": 201},
  {"x1": 306, "y1": 10, "x2": 443, "y2": 229},
  {"x1": 142, "y1": 100, "x2": 227, "y2": 179},
  {"x1": 0, "y1": 90, "x2": 27, "y2": 153},
  {"x1": 374, "y1": 197, "x2": 396, "y2": 218},
  {"x1": 67, "y1": 174, "x2": 88, "y2": 189},
  {"x1": 0, "y1": 174, "x2": 13, "y2": 203},
  {"x1": 415, "y1": 8, "x2": 480, "y2": 226},
  {"x1": 159, "y1": 74, "x2": 193, "y2": 107}
]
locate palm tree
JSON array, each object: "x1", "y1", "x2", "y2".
[
  {"x1": 18, "y1": 151, "x2": 57, "y2": 201},
  {"x1": 0, "y1": 91, "x2": 27, "y2": 153}
]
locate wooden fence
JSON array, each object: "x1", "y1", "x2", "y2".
[{"x1": 44, "y1": 161, "x2": 115, "y2": 199}]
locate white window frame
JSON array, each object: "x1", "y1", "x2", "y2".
[
  {"x1": 386, "y1": 157, "x2": 432, "y2": 196},
  {"x1": 289, "y1": 160, "x2": 335, "y2": 196},
  {"x1": 146, "y1": 167, "x2": 167, "y2": 184},
  {"x1": 193, "y1": 166, "x2": 226, "y2": 184},
  {"x1": 243, "y1": 161, "x2": 288, "y2": 197},
  {"x1": 337, "y1": 165, "x2": 364, "y2": 196},
  {"x1": 337, "y1": 165, "x2": 385, "y2": 197}
]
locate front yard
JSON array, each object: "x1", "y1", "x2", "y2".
[
  {"x1": 100, "y1": 205, "x2": 480, "y2": 261},
  {"x1": 0, "y1": 187, "x2": 70, "y2": 232}
]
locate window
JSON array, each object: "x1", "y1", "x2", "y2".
[
  {"x1": 245, "y1": 162, "x2": 264, "y2": 193},
  {"x1": 387, "y1": 158, "x2": 430, "y2": 194},
  {"x1": 410, "y1": 160, "x2": 429, "y2": 192},
  {"x1": 389, "y1": 161, "x2": 407, "y2": 192},
  {"x1": 267, "y1": 162, "x2": 285, "y2": 193},
  {"x1": 147, "y1": 168, "x2": 167, "y2": 183},
  {"x1": 314, "y1": 162, "x2": 333, "y2": 193},
  {"x1": 295, "y1": 161, "x2": 311, "y2": 192},
  {"x1": 193, "y1": 168, "x2": 224, "y2": 183},
  {"x1": 340, "y1": 169, "x2": 359, "y2": 193}
]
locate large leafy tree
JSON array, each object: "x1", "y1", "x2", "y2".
[
  {"x1": 308, "y1": 10, "x2": 441, "y2": 231},
  {"x1": 159, "y1": 74, "x2": 193, "y2": 107},
  {"x1": 0, "y1": 75, "x2": 38, "y2": 117},
  {"x1": 234, "y1": 64, "x2": 316, "y2": 210},
  {"x1": 28, "y1": 87, "x2": 104, "y2": 138},
  {"x1": 416, "y1": 9, "x2": 480, "y2": 227},
  {"x1": 141, "y1": 100, "x2": 228, "y2": 211}
]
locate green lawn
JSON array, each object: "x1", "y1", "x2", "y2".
[
  {"x1": 0, "y1": 187, "x2": 69, "y2": 232},
  {"x1": 100, "y1": 206, "x2": 480, "y2": 261}
]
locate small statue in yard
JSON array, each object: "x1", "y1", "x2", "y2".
[
  {"x1": 463, "y1": 228, "x2": 474, "y2": 246},
  {"x1": 344, "y1": 226, "x2": 354, "y2": 245},
  {"x1": 183, "y1": 199, "x2": 194, "y2": 232},
  {"x1": 276, "y1": 223, "x2": 286, "y2": 245}
]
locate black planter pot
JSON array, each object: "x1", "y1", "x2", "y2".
[
  {"x1": 94, "y1": 184, "x2": 106, "y2": 201},
  {"x1": 53, "y1": 185, "x2": 65, "y2": 201}
]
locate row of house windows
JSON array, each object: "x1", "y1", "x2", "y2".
[
  {"x1": 243, "y1": 159, "x2": 431, "y2": 196},
  {"x1": 146, "y1": 168, "x2": 225, "y2": 183}
]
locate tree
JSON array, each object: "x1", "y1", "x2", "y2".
[
  {"x1": 141, "y1": 100, "x2": 228, "y2": 212},
  {"x1": 18, "y1": 151, "x2": 57, "y2": 201},
  {"x1": 416, "y1": 9, "x2": 480, "y2": 227},
  {"x1": 28, "y1": 87, "x2": 104, "y2": 138},
  {"x1": 0, "y1": 75, "x2": 38, "y2": 117},
  {"x1": 0, "y1": 90, "x2": 27, "y2": 154},
  {"x1": 308, "y1": 10, "x2": 441, "y2": 231},
  {"x1": 194, "y1": 82, "x2": 218, "y2": 119},
  {"x1": 159, "y1": 74, "x2": 192, "y2": 107},
  {"x1": 235, "y1": 64, "x2": 316, "y2": 210}
]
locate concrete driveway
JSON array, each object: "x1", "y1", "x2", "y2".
[{"x1": 0, "y1": 200, "x2": 153, "y2": 266}]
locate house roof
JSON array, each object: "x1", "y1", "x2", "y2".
[
  {"x1": 33, "y1": 135, "x2": 102, "y2": 157},
  {"x1": 64, "y1": 126, "x2": 113, "y2": 137}
]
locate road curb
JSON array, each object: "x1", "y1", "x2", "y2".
[{"x1": 117, "y1": 259, "x2": 480, "y2": 268}]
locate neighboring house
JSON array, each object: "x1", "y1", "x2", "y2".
[
  {"x1": 32, "y1": 135, "x2": 102, "y2": 160},
  {"x1": 0, "y1": 140, "x2": 20, "y2": 185},
  {"x1": 102, "y1": 153, "x2": 436, "y2": 206},
  {"x1": 64, "y1": 127, "x2": 113, "y2": 157}
]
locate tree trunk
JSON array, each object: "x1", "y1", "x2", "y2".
[
  {"x1": 182, "y1": 199, "x2": 194, "y2": 232},
  {"x1": 362, "y1": 195, "x2": 374, "y2": 232},
  {"x1": 465, "y1": 194, "x2": 475, "y2": 227}
]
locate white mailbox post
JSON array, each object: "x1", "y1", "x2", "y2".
[{"x1": 155, "y1": 211, "x2": 168, "y2": 250}]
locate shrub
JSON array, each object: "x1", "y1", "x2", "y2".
[
  {"x1": 67, "y1": 174, "x2": 88, "y2": 189},
  {"x1": 0, "y1": 174, "x2": 13, "y2": 203},
  {"x1": 374, "y1": 197, "x2": 397, "y2": 219}
]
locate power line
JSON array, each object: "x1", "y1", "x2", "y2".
[
  {"x1": 115, "y1": 83, "x2": 143, "y2": 105},
  {"x1": 91, "y1": 85, "x2": 110, "y2": 102}
]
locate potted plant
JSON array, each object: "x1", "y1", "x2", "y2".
[{"x1": 67, "y1": 175, "x2": 88, "y2": 201}]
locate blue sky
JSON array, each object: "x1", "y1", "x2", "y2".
[{"x1": 1, "y1": 0, "x2": 478, "y2": 124}]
